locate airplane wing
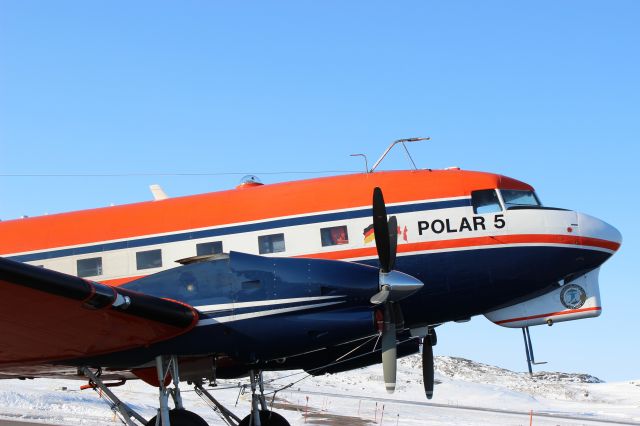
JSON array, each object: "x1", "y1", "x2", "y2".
[{"x1": 0, "y1": 257, "x2": 199, "y2": 368}]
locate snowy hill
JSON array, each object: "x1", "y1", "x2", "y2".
[
  {"x1": 431, "y1": 355, "x2": 605, "y2": 401},
  {"x1": 304, "y1": 354, "x2": 608, "y2": 399},
  {"x1": 434, "y1": 356, "x2": 603, "y2": 384},
  {"x1": 278, "y1": 354, "x2": 640, "y2": 423},
  {"x1": 0, "y1": 355, "x2": 638, "y2": 425}
]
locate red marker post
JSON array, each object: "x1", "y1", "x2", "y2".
[{"x1": 304, "y1": 396, "x2": 309, "y2": 423}]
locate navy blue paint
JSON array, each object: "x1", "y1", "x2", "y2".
[
  {"x1": 78, "y1": 307, "x2": 377, "y2": 370},
  {"x1": 363, "y1": 246, "x2": 611, "y2": 325},
  {"x1": 7, "y1": 198, "x2": 470, "y2": 263},
  {"x1": 77, "y1": 252, "x2": 384, "y2": 367},
  {"x1": 67, "y1": 244, "x2": 611, "y2": 372},
  {"x1": 123, "y1": 251, "x2": 379, "y2": 311}
]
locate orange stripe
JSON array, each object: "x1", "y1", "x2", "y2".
[
  {"x1": 0, "y1": 170, "x2": 529, "y2": 255},
  {"x1": 494, "y1": 306, "x2": 602, "y2": 325},
  {"x1": 100, "y1": 276, "x2": 145, "y2": 287},
  {"x1": 297, "y1": 234, "x2": 618, "y2": 261}
]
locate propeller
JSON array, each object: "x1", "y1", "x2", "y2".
[
  {"x1": 372, "y1": 187, "x2": 394, "y2": 273},
  {"x1": 423, "y1": 328, "x2": 437, "y2": 399},
  {"x1": 369, "y1": 187, "x2": 423, "y2": 393}
]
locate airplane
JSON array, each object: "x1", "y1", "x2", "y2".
[{"x1": 0, "y1": 141, "x2": 622, "y2": 425}]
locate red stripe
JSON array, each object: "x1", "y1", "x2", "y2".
[
  {"x1": 579, "y1": 236, "x2": 620, "y2": 251},
  {"x1": 494, "y1": 306, "x2": 602, "y2": 325},
  {"x1": 97, "y1": 234, "x2": 618, "y2": 287},
  {"x1": 297, "y1": 234, "x2": 619, "y2": 261}
]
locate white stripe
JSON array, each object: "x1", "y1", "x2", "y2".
[
  {"x1": 196, "y1": 295, "x2": 345, "y2": 313},
  {"x1": 6, "y1": 195, "x2": 468, "y2": 256},
  {"x1": 196, "y1": 300, "x2": 346, "y2": 326},
  {"x1": 343, "y1": 242, "x2": 616, "y2": 262}
]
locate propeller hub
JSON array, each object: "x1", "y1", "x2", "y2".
[{"x1": 371, "y1": 270, "x2": 423, "y2": 304}]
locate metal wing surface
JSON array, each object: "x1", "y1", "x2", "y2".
[{"x1": 0, "y1": 257, "x2": 199, "y2": 369}]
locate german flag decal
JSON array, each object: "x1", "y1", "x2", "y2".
[{"x1": 363, "y1": 224, "x2": 375, "y2": 244}]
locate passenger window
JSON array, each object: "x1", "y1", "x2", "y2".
[
  {"x1": 196, "y1": 241, "x2": 223, "y2": 256},
  {"x1": 471, "y1": 189, "x2": 502, "y2": 214},
  {"x1": 321, "y1": 225, "x2": 349, "y2": 246},
  {"x1": 136, "y1": 249, "x2": 162, "y2": 270},
  {"x1": 77, "y1": 257, "x2": 102, "y2": 277},
  {"x1": 258, "y1": 233, "x2": 285, "y2": 254}
]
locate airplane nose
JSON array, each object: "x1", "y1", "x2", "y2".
[{"x1": 577, "y1": 212, "x2": 622, "y2": 251}]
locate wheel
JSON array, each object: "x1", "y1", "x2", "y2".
[
  {"x1": 239, "y1": 410, "x2": 290, "y2": 426},
  {"x1": 146, "y1": 408, "x2": 209, "y2": 426}
]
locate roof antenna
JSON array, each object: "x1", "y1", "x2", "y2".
[
  {"x1": 149, "y1": 184, "x2": 169, "y2": 201},
  {"x1": 350, "y1": 154, "x2": 369, "y2": 173},
  {"x1": 370, "y1": 137, "x2": 430, "y2": 173}
]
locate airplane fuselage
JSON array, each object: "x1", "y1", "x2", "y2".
[{"x1": 0, "y1": 169, "x2": 621, "y2": 370}]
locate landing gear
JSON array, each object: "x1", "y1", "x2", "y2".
[
  {"x1": 146, "y1": 409, "x2": 209, "y2": 426},
  {"x1": 81, "y1": 366, "x2": 148, "y2": 426},
  {"x1": 193, "y1": 382, "x2": 242, "y2": 425},
  {"x1": 238, "y1": 411, "x2": 289, "y2": 426},
  {"x1": 147, "y1": 355, "x2": 209, "y2": 426},
  {"x1": 83, "y1": 356, "x2": 208, "y2": 426},
  {"x1": 83, "y1": 359, "x2": 290, "y2": 426},
  {"x1": 236, "y1": 370, "x2": 290, "y2": 426}
]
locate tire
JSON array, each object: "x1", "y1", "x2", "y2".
[
  {"x1": 239, "y1": 410, "x2": 290, "y2": 426},
  {"x1": 146, "y1": 408, "x2": 209, "y2": 426}
]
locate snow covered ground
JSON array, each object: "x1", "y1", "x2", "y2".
[{"x1": 0, "y1": 355, "x2": 638, "y2": 425}]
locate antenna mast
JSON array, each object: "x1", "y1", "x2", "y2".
[{"x1": 369, "y1": 137, "x2": 430, "y2": 173}]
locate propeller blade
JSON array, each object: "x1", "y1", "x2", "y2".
[
  {"x1": 373, "y1": 187, "x2": 391, "y2": 273},
  {"x1": 371, "y1": 188, "x2": 425, "y2": 396},
  {"x1": 381, "y1": 304, "x2": 397, "y2": 393},
  {"x1": 423, "y1": 337, "x2": 435, "y2": 399},
  {"x1": 388, "y1": 215, "x2": 398, "y2": 271},
  {"x1": 392, "y1": 302, "x2": 404, "y2": 330},
  {"x1": 370, "y1": 286, "x2": 390, "y2": 304}
]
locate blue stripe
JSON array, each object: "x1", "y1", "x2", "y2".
[{"x1": 6, "y1": 198, "x2": 471, "y2": 262}]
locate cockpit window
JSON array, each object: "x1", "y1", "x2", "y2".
[
  {"x1": 500, "y1": 189, "x2": 541, "y2": 209},
  {"x1": 471, "y1": 189, "x2": 502, "y2": 214}
]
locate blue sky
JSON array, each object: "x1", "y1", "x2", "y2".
[{"x1": 1, "y1": 1, "x2": 638, "y2": 381}]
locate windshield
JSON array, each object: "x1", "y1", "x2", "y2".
[
  {"x1": 500, "y1": 189, "x2": 541, "y2": 208},
  {"x1": 471, "y1": 189, "x2": 502, "y2": 214}
]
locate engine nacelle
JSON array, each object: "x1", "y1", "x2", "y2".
[{"x1": 484, "y1": 268, "x2": 602, "y2": 328}]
